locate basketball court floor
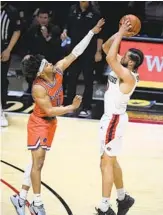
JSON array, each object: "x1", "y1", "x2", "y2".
[{"x1": 1, "y1": 113, "x2": 163, "y2": 215}]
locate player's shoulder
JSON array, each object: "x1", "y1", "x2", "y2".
[{"x1": 32, "y1": 83, "x2": 47, "y2": 98}]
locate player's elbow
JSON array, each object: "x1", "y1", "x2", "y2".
[
  {"x1": 71, "y1": 52, "x2": 78, "y2": 60},
  {"x1": 102, "y1": 43, "x2": 105, "y2": 51},
  {"x1": 106, "y1": 55, "x2": 113, "y2": 64},
  {"x1": 102, "y1": 44, "x2": 107, "y2": 54}
]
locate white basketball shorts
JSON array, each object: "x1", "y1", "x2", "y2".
[{"x1": 99, "y1": 113, "x2": 128, "y2": 157}]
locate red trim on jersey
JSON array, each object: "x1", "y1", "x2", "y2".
[{"x1": 105, "y1": 115, "x2": 120, "y2": 144}]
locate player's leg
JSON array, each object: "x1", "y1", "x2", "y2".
[
  {"x1": 10, "y1": 162, "x2": 32, "y2": 215},
  {"x1": 113, "y1": 114, "x2": 135, "y2": 215},
  {"x1": 20, "y1": 161, "x2": 32, "y2": 199},
  {"x1": 113, "y1": 160, "x2": 124, "y2": 199},
  {"x1": 114, "y1": 160, "x2": 135, "y2": 215},
  {"x1": 29, "y1": 118, "x2": 56, "y2": 215},
  {"x1": 96, "y1": 115, "x2": 116, "y2": 215},
  {"x1": 27, "y1": 115, "x2": 47, "y2": 205},
  {"x1": 96, "y1": 153, "x2": 116, "y2": 215},
  {"x1": 31, "y1": 146, "x2": 46, "y2": 205},
  {"x1": 29, "y1": 146, "x2": 47, "y2": 215}
]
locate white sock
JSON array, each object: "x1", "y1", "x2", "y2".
[
  {"x1": 34, "y1": 194, "x2": 43, "y2": 206},
  {"x1": 19, "y1": 189, "x2": 28, "y2": 200},
  {"x1": 117, "y1": 188, "x2": 125, "y2": 201},
  {"x1": 99, "y1": 197, "x2": 110, "y2": 212}
]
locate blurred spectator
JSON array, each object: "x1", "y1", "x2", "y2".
[
  {"x1": 61, "y1": 1, "x2": 103, "y2": 118},
  {"x1": 23, "y1": 8, "x2": 62, "y2": 93},
  {"x1": 1, "y1": 1, "x2": 21, "y2": 127}
]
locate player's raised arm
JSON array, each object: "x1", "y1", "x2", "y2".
[
  {"x1": 106, "y1": 19, "x2": 134, "y2": 82},
  {"x1": 102, "y1": 33, "x2": 122, "y2": 62},
  {"x1": 32, "y1": 85, "x2": 82, "y2": 116},
  {"x1": 56, "y1": 18, "x2": 105, "y2": 72},
  {"x1": 102, "y1": 29, "x2": 134, "y2": 56},
  {"x1": 102, "y1": 33, "x2": 120, "y2": 55}
]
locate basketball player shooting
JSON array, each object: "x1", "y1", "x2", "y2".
[
  {"x1": 10, "y1": 18, "x2": 105, "y2": 215},
  {"x1": 96, "y1": 18, "x2": 144, "y2": 215}
]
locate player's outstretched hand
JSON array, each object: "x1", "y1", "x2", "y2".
[
  {"x1": 72, "y1": 95, "x2": 82, "y2": 109},
  {"x1": 92, "y1": 18, "x2": 105, "y2": 34}
]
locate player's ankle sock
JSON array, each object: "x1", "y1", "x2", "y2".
[
  {"x1": 117, "y1": 188, "x2": 125, "y2": 201},
  {"x1": 34, "y1": 194, "x2": 43, "y2": 206},
  {"x1": 99, "y1": 197, "x2": 110, "y2": 212},
  {"x1": 19, "y1": 189, "x2": 28, "y2": 201}
]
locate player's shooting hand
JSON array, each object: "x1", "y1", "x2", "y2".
[
  {"x1": 92, "y1": 18, "x2": 105, "y2": 34},
  {"x1": 72, "y1": 95, "x2": 82, "y2": 109},
  {"x1": 119, "y1": 18, "x2": 132, "y2": 35}
]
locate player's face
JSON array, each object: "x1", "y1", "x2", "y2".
[
  {"x1": 37, "y1": 62, "x2": 53, "y2": 78},
  {"x1": 43, "y1": 62, "x2": 54, "y2": 74},
  {"x1": 37, "y1": 13, "x2": 49, "y2": 26},
  {"x1": 121, "y1": 51, "x2": 131, "y2": 68}
]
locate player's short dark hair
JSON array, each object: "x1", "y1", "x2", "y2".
[
  {"x1": 128, "y1": 48, "x2": 144, "y2": 69},
  {"x1": 21, "y1": 54, "x2": 44, "y2": 81}
]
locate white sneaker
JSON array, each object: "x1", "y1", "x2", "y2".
[
  {"x1": 10, "y1": 195, "x2": 26, "y2": 215},
  {"x1": 1, "y1": 112, "x2": 8, "y2": 127},
  {"x1": 29, "y1": 202, "x2": 46, "y2": 215}
]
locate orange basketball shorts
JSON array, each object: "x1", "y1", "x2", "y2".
[{"x1": 27, "y1": 113, "x2": 57, "y2": 151}]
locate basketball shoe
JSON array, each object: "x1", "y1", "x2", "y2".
[
  {"x1": 116, "y1": 194, "x2": 135, "y2": 215},
  {"x1": 29, "y1": 202, "x2": 46, "y2": 215},
  {"x1": 95, "y1": 207, "x2": 116, "y2": 215},
  {"x1": 10, "y1": 194, "x2": 26, "y2": 215}
]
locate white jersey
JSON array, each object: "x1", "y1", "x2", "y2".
[{"x1": 104, "y1": 70, "x2": 138, "y2": 115}]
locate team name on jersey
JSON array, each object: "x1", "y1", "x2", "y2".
[
  {"x1": 49, "y1": 86, "x2": 63, "y2": 101},
  {"x1": 108, "y1": 74, "x2": 117, "y2": 84}
]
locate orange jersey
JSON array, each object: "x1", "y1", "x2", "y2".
[{"x1": 33, "y1": 67, "x2": 63, "y2": 117}]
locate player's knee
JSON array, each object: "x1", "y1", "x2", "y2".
[
  {"x1": 100, "y1": 153, "x2": 116, "y2": 170},
  {"x1": 38, "y1": 157, "x2": 45, "y2": 170},
  {"x1": 114, "y1": 160, "x2": 121, "y2": 169},
  {"x1": 100, "y1": 157, "x2": 109, "y2": 171},
  {"x1": 100, "y1": 160, "x2": 105, "y2": 171},
  {"x1": 33, "y1": 157, "x2": 45, "y2": 171},
  {"x1": 38, "y1": 159, "x2": 44, "y2": 170}
]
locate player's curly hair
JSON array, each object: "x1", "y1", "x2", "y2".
[
  {"x1": 21, "y1": 54, "x2": 44, "y2": 81},
  {"x1": 129, "y1": 48, "x2": 144, "y2": 70}
]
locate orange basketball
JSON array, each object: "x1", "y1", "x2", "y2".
[{"x1": 119, "y1": 14, "x2": 141, "y2": 37}]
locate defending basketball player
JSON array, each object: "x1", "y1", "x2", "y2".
[
  {"x1": 10, "y1": 18, "x2": 105, "y2": 215},
  {"x1": 96, "y1": 18, "x2": 144, "y2": 215}
]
